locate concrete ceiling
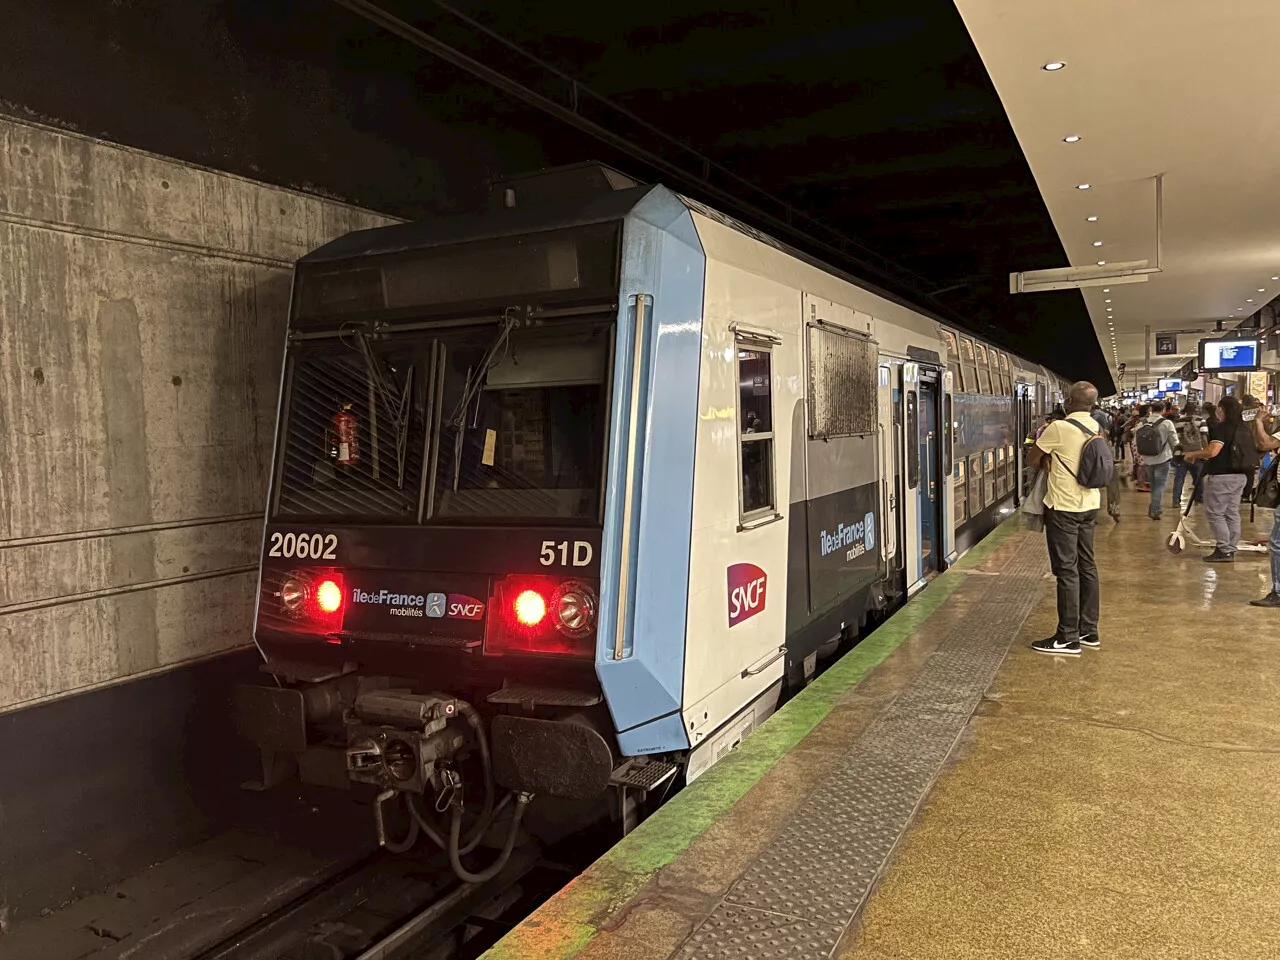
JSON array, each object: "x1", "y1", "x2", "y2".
[{"x1": 954, "y1": 0, "x2": 1280, "y2": 389}]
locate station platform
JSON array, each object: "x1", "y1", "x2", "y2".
[{"x1": 482, "y1": 487, "x2": 1280, "y2": 960}]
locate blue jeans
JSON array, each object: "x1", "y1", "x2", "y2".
[
  {"x1": 1147, "y1": 460, "x2": 1171, "y2": 517},
  {"x1": 1171, "y1": 459, "x2": 1200, "y2": 507},
  {"x1": 1270, "y1": 511, "x2": 1280, "y2": 595}
]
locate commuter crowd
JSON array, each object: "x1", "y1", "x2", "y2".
[{"x1": 1025, "y1": 383, "x2": 1280, "y2": 656}]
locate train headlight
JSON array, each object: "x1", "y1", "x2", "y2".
[
  {"x1": 514, "y1": 589, "x2": 547, "y2": 626},
  {"x1": 553, "y1": 581, "x2": 597, "y2": 639},
  {"x1": 279, "y1": 577, "x2": 307, "y2": 612}
]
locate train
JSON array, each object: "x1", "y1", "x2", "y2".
[{"x1": 235, "y1": 163, "x2": 1067, "y2": 876}]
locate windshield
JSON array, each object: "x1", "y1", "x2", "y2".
[
  {"x1": 276, "y1": 337, "x2": 427, "y2": 520},
  {"x1": 433, "y1": 322, "x2": 609, "y2": 521},
  {"x1": 273, "y1": 320, "x2": 610, "y2": 524}
]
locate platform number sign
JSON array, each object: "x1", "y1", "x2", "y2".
[{"x1": 1156, "y1": 335, "x2": 1177, "y2": 356}]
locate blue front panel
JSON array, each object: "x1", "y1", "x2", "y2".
[{"x1": 595, "y1": 188, "x2": 705, "y2": 754}]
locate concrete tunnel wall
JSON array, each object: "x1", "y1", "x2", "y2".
[{"x1": 0, "y1": 114, "x2": 395, "y2": 713}]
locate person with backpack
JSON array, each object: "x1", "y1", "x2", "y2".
[
  {"x1": 1030, "y1": 381, "x2": 1113, "y2": 656},
  {"x1": 1182, "y1": 395, "x2": 1259, "y2": 562},
  {"x1": 1171, "y1": 401, "x2": 1208, "y2": 509},
  {"x1": 1135, "y1": 403, "x2": 1179, "y2": 520}
]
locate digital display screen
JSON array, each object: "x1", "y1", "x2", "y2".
[
  {"x1": 1157, "y1": 378, "x2": 1183, "y2": 391},
  {"x1": 1200, "y1": 338, "x2": 1259, "y2": 372}
]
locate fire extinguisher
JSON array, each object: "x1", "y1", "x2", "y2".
[{"x1": 327, "y1": 403, "x2": 360, "y2": 465}]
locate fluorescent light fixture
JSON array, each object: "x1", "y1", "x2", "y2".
[
  {"x1": 1247, "y1": 299, "x2": 1254, "y2": 303},
  {"x1": 1063, "y1": 135, "x2": 1081, "y2": 143},
  {"x1": 1086, "y1": 216, "x2": 1098, "y2": 222},
  {"x1": 1259, "y1": 288, "x2": 1267, "y2": 292},
  {"x1": 1092, "y1": 241, "x2": 1103, "y2": 247},
  {"x1": 1103, "y1": 287, "x2": 1111, "y2": 292},
  {"x1": 1077, "y1": 183, "x2": 1091, "y2": 190},
  {"x1": 1097, "y1": 260, "x2": 1107, "y2": 265},
  {"x1": 1011, "y1": 261, "x2": 1152, "y2": 294},
  {"x1": 1043, "y1": 61, "x2": 1066, "y2": 71},
  {"x1": 1104, "y1": 299, "x2": 1112, "y2": 303},
  {"x1": 1272, "y1": 276, "x2": 1279, "y2": 281}
]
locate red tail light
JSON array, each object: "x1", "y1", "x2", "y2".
[
  {"x1": 485, "y1": 576, "x2": 597, "y2": 658},
  {"x1": 513, "y1": 589, "x2": 547, "y2": 626},
  {"x1": 273, "y1": 569, "x2": 345, "y2": 634},
  {"x1": 315, "y1": 578, "x2": 343, "y2": 614}
]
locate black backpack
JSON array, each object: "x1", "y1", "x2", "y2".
[
  {"x1": 1225, "y1": 423, "x2": 1260, "y2": 472},
  {"x1": 1059, "y1": 418, "x2": 1115, "y2": 489},
  {"x1": 1255, "y1": 457, "x2": 1280, "y2": 509}
]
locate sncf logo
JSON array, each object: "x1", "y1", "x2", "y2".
[
  {"x1": 727, "y1": 563, "x2": 768, "y2": 627},
  {"x1": 446, "y1": 594, "x2": 486, "y2": 620}
]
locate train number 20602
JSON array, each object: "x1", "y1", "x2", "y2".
[
  {"x1": 539, "y1": 540, "x2": 594, "y2": 567},
  {"x1": 268, "y1": 532, "x2": 338, "y2": 560}
]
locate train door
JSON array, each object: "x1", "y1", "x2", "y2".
[
  {"x1": 941, "y1": 370, "x2": 957, "y2": 564},
  {"x1": 901, "y1": 363, "x2": 929, "y2": 595},
  {"x1": 877, "y1": 362, "x2": 900, "y2": 577},
  {"x1": 1016, "y1": 382, "x2": 1034, "y2": 498},
  {"x1": 917, "y1": 371, "x2": 944, "y2": 579}
]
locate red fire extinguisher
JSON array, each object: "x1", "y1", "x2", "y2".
[{"x1": 327, "y1": 403, "x2": 360, "y2": 465}]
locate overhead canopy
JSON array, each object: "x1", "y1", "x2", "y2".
[{"x1": 954, "y1": 0, "x2": 1280, "y2": 389}]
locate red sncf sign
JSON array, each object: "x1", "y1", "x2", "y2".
[{"x1": 727, "y1": 563, "x2": 767, "y2": 627}]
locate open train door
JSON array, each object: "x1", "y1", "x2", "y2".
[
  {"x1": 876, "y1": 361, "x2": 900, "y2": 580},
  {"x1": 941, "y1": 369, "x2": 957, "y2": 565}
]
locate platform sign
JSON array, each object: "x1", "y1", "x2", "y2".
[{"x1": 1155, "y1": 334, "x2": 1177, "y2": 356}]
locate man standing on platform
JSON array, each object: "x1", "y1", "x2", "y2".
[
  {"x1": 1135, "y1": 403, "x2": 1179, "y2": 520},
  {"x1": 1030, "y1": 381, "x2": 1103, "y2": 657}
]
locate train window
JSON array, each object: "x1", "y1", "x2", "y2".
[
  {"x1": 983, "y1": 451, "x2": 997, "y2": 506},
  {"x1": 737, "y1": 340, "x2": 776, "y2": 520},
  {"x1": 958, "y1": 336, "x2": 975, "y2": 362},
  {"x1": 906, "y1": 390, "x2": 919, "y2": 489},
  {"x1": 954, "y1": 458, "x2": 968, "y2": 524},
  {"x1": 941, "y1": 329, "x2": 959, "y2": 358},
  {"x1": 276, "y1": 341, "x2": 427, "y2": 520},
  {"x1": 806, "y1": 323, "x2": 877, "y2": 438},
  {"x1": 968, "y1": 454, "x2": 982, "y2": 514},
  {"x1": 943, "y1": 394, "x2": 953, "y2": 477},
  {"x1": 976, "y1": 345, "x2": 992, "y2": 394},
  {"x1": 996, "y1": 447, "x2": 1008, "y2": 497},
  {"x1": 433, "y1": 323, "x2": 610, "y2": 521},
  {"x1": 948, "y1": 360, "x2": 963, "y2": 389}
]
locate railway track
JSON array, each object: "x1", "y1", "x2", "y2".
[{"x1": 191, "y1": 844, "x2": 547, "y2": 960}]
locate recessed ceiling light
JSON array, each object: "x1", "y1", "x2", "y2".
[
  {"x1": 1259, "y1": 288, "x2": 1267, "y2": 292},
  {"x1": 1271, "y1": 276, "x2": 1279, "y2": 281},
  {"x1": 1077, "y1": 183, "x2": 1091, "y2": 190},
  {"x1": 1097, "y1": 260, "x2": 1106, "y2": 265},
  {"x1": 1247, "y1": 299, "x2": 1254, "y2": 303},
  {"x1": 1043, "y1": 61, "x2": 1067, "y2": 71},
  {"x1": 1103, "y1": 288, "x2": 1110, "y2": 292},
  {"x1": 1063, "y1": 135, "x2": 1082, "y2": 143},
  {"x1": 1092, "y1": 241, "x2": 1104, "y2": 247},
  {"x1": 1104, "y1": 299, "x2": 1112, "y2": 303},
  {"x1": 1086, "y1": 216, "x2": 1098, "y2": 222}
]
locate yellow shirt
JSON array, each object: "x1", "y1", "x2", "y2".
[{"x1": 1036, "y1": 413, "x2": 1103, "y2": 513}]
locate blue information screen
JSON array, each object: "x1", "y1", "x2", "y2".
[{"x1": 1202, "y1": 339, "x2": 1258, "y2": 370}]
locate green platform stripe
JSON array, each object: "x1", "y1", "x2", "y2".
[{"x1": 482, "y1": 517, "x2": 1023, "y2": 960}]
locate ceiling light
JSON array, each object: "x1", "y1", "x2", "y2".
[
  {"x1": 1259, "y1": 288, "x2": 1267, "y2": 292},
  {"x1": 1097, "y1": 260, "x2": 1106, "y2": 265},
  {"x1": 1092, "y1": 241, "x2": 1103, "y2": 247},
  {"x1": 1271, "y1": 276, "x2": 1279, "y2": 281},
  {"x1": 1043, "y1": 61, "x2": 1067, "y2": 71},
  {"x1": 1103, "y1": 288, "x2": 1110, "y2": 293},
  {"x1": 1247, "y1": 299, "x2": 1254, "y2": 303},
  {"x1": 1086, "y1": 216, "x2": 1098, "y2": 222},
  {"x1": 1063, "y1": 135, "x2": 1082, "y2": 143},
  {"x1": 1104, "y1": 299, "x2": 1112, "y2": 303},
  {"x1": 1077, "y1": 183, "x2": 1091, "y2": 190}
]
